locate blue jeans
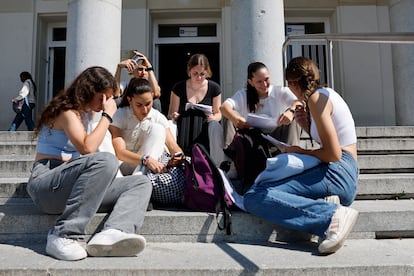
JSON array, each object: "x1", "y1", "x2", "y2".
[
  {"x1": 244, "y1": 151, "x2": 358, "y2": 237},
  {"x1": 9, "y1": 102, "x2": 35, "y2": 131},
  {"x1": 26, "y1": 152, "x2": 152, "y2": 239}
]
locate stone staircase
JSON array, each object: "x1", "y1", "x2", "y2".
[{"x1": 0, "y1": 127, "x2": 413, "y2": 275}]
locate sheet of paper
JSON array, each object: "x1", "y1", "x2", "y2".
[
  {"x1": 246, "y1": 113, "x2": 277, "y2": 129},
  {"x1": 185, "y1": 102, "x2": 212, "y2": 115},
  {"x1": 218, "y1": 168, "x2": 245, "y2": 211},
  {"x1": 261, "y1": 133, "x2": 290, "y2": 152}
]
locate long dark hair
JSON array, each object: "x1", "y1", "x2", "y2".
[
  {"x1": 246, "y1": 62, "x2": 267, "y2": 112},
  {"x1": 119, "y1": 78, "x2": 153, "y2": 108},
  {"x1": 34, "y1": 66, "x2": 118, "y2": 136},
  {"x1": 20, "y1": 71, "x2": 37, "y2": 97}
]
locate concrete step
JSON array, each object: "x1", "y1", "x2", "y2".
[
  {"x1": 0, "y1": 141, "x2": 36, "y2": 155},
  {"x1": 0, "y1": 156, "x2": 34, "y2": 174},
  {"x1": 1, "y1": 173, "x2": 414, "y2": 200},
  {"x1": 2, "y1": 138, "x2": 413, "y2": 157},
  {"x1": 0, "y1": 131, "x2": 36, "y2": 142},
  {"x1": 358, "y1": 154, "x2": 414, "y2": 173},
  {"x1": 0, "y1": 199, "x2": 413, "y2": 243},
  {"x1": 0, "y1": 239, "x2": 413, "y2": 275},
  {"x1": 357, "y1": 173, "x2": 414, "y2": 199},
  {"x1": 357, "y1": 138, "x2": 414, "y2": 154},
  {"x1": 356, "y1": 126, "x2": 414, "y2": 138},
  {"x1": 1, "y1": 154, "x2": 412, "y2": 174}
]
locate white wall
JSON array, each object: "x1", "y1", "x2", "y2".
[
  {"x1": 0, "y1": 12, "x2": 34, "y2": 130},
  {"x1": 335, "y1": 6, "x2": 395, "y2": 126}
]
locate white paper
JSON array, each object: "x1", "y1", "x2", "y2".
[
  {"x1": 218, "y1": 168, "x2": 246, "y2": 211},
  {"x1": 261, "y1": 133, "x2": 290, "y2": 152},
  {"x1": 185, "y1": 102, "x2": 212, "y2": 115},
  {"x1": 246, "y1": 113, "x2": 277, "y2": 129}
]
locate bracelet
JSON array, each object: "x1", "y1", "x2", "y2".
[
  {"x1": 101, "y1": 112, "x2": 113, "y2": 123},
  {"x1": 141, "y1": 154, "x2": 150, "y2": 166},
  {"x1": 146, "y1": 67, "x2": 153, "y2": 71},
  {"x1": 285, "y1": 108, "x2": 295, "y2": 115}
]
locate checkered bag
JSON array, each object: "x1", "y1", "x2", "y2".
[{"x1": 146, "y1": 152, "x2": 186, "y2": 206}]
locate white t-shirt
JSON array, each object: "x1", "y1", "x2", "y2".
[
  {"x1": 310, "y1": 87, "x2": 357, "y2": 147},
  {"x1": 224, "y1": 85, "x2": 297, "y2": 130},
  {"x1": 112, "y1": 107, "x2": 170, "y2": 151},
  {"x1": 16, "y1": 79, "x2": 36, "y2": 104}
]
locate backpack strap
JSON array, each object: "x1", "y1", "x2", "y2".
[{"x1": 196, "y1": 143, "x2": 232, "y2": 235}]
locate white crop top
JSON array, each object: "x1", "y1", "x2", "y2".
[{"x1": 310, "y1": 88, "x2": 357, "y2": 147}]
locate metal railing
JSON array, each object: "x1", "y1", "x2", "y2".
[{"x1": 282, "y1": 32, "x2": 414, "y2": 87}]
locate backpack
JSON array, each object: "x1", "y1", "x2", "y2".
[
  {"x1": 184, "y1": 143, "x2": 233, "y2": 235},
  {"x1": 225, "y1": 128, "x2": 273, "y2": 194}
]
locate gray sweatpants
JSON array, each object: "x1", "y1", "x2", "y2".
[{"x1": 27, "y1": 152, "x2": 152, "y2": 239}]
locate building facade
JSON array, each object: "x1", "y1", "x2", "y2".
[{"x1": 0, "y1": 0, "x2": 413, "y2": 130}]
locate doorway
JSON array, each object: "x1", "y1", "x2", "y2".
[
  {"x1": 48, "y1": 47, "x2": 66, "y2": 99},
  {"x1": 157, "y1": 43, "x2": 220, "y2": 115}
]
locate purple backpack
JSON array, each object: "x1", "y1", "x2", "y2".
[{"x1": 184, "y1": 143, "x2": 233, "y2": 234}]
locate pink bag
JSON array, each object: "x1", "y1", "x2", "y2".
[{"x1": 12, "y1": 99, "x2": 24, "y2": 113}]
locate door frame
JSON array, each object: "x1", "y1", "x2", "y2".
[{"x1": 46, "y1": 22, "x2": 66, "y2": 103}]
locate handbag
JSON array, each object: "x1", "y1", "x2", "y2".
[{"x1": 12, "y1": 99, "x2": 24, "y2": 113}]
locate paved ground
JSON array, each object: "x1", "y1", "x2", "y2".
[{"x1": 0, "y1": 238, "x2": 413, "y2": 275}]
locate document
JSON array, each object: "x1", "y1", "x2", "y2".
[
  {"x1": 261, "y1": 133, "x2": 290, "y2": 152},
  {"x1": 218, "y1": 168, "x2": 245, "y2": 211},
  {"x1": 246, "y1": 113, "x2": 277, "y2": 129},
  {"x1": 185, "y1": 102, "x2": 213, "y2": 115}
]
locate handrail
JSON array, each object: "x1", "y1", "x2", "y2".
[{"x1": 282, "y1": 32, "x2": 414, "y2": 87}]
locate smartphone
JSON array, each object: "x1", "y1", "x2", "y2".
[
  {"x1": 131, "y1": 54, "x2": 140, "y2": 62},
  {"x1": 173, "y1": 152, "x2": 184, "y2": 158}
]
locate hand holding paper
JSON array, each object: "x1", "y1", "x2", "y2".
[
  {"x1": 261, "y1": 133, "x2": 290, "y2": 152},
  {"x1": 185, "y1": 102, "x2": 213, "y2": 115}
]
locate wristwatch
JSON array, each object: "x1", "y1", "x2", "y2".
[{"x1": 286, "y1": 108, "x2": 295, "y2": 115}]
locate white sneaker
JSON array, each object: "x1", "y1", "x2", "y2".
[
  {"x1": 311, "y1": 195, "x2": 341, "y2": 243},
  {"x1": 318, "y1": 206, "x2": 359, "y2": 254},
  {"x1": 324, "y1": 195, "x2": 340, "y2": 204},
  {"x1": 86, "y1": 229, "x2": 146, "y2": 257},
  {"x1": 46, "y1": 230, "x2": 87, "y2": 261}
]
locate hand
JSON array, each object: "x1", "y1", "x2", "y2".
[
  {"x1": 233, "y1": 117, "x2": 249, "y2": 129},
  {"x1": 278, "y1": 111, "x2": 294, "y2": 126},
  {"x1": 167, "y1": 152, "x2": 186, "y2": 167},
  {"x1": 133, "y1": 51, "x2": 151, "y2": 68},
  {"x1": 170, "y1": 112, "x2": 180, "y2": 121},
  {"x1": 102, "y1": 94, "x2": 117, "y2": 117},
  {"x1": 294, "y1": 105, "x2": 309, "y2": 132},
  {"x1": 283, "y1": 145, "x2": 302, "y2": 154},
  {"x1": 206, "y1": 113, "x2": 216, "y2": 122},
  {"x1": 146, "y1": 157, "x2": 166, "y2": 173},
  {"x1": 118, "y1": 59, "x2": 138, "y2": 73}
]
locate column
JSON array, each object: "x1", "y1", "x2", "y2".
[
  {"x1": 389, "y1": 0, "x2": 414, "y2": 125},
  {"x1": 65, "y1": 0, "x2": 122, "y2": 84},
  {"x1": 231, "y1": 0, "x2": 285, "y2": 92}
]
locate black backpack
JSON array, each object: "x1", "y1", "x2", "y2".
[{"x1": 225, "y1": 128, "x2": 273, "y2": 194}]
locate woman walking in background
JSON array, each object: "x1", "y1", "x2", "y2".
[{"x1": 9, "y1": 71, "x2": 37, "y2": 131}]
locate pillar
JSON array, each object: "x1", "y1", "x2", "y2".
[
  {"x1": 65, "y1": 0, "x2": 122, "y2": 84},
  {"x1": 389, "y1": 0, "x2": 414, "y2": 125},
  {"x1": 231, "y1": 0, "x2": 285, "y2": 92}
]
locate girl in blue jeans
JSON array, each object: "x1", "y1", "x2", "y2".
[{"x1": 244, "y1": 57, "x2": 359, "y2": 254}]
